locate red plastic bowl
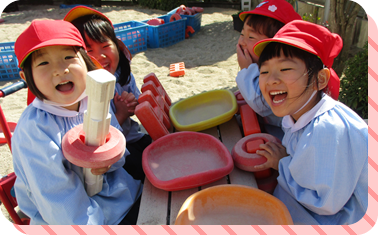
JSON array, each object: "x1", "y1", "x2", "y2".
[{"x1": 142, "y1": 131, "x2": 234, "y2": 191}]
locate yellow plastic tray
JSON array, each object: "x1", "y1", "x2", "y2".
[
  {"x1": 169, "y1": 90, "x2": 238, "y2": 132},
  {"x1": 175, "y1": 185, "x2": 293, "y2": 225}
]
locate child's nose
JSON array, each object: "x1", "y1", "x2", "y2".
[
  {"x1": 266, "y1": 72, "x2": 281, "y2": 85},
  {"x1": 53, "y1": 63, "x2": 69, "y2": 77}
]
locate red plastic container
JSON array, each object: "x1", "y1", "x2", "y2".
[
  {"x1": 142, "y1": 132, "x2": 234, "y2": 191},
  {"x1": 135, "y1": 91, "x2": 170, "y2": 141},
  {"x1": 231, "y1": 133, "x2": 281, "y2": 172},
  {"x1": 62, "y1": 124, "x2": 125, "y2": 168},
  {"x1": 239, "y1": 104, "x2": 261, "y2": 136},
  {"x1": 234, "y1": 90, "x2": 247, "y2": 108}
]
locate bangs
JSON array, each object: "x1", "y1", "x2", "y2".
[
  {"x1": 71, "y1": 15, "x2": 115, "y2": 44},
  {"x1": 83, "y1": 19, "x2": 114, "y2": 44},
  {"x1": 258, "y1": 42, "x2": 317, "y2": 68}
]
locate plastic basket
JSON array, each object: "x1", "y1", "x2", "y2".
[
  {"x1": 168, "y1": 7, "x2": 202, "y2": 37},
  {"x1": 142, "y1": 15, "x2": 186, "y2": 48},
  {"x1": 0, "y1": 42, "x2": 20, "y2": 81},
  {"x1": 114, "y1": 21, "x2": 148, "y2": 54}
]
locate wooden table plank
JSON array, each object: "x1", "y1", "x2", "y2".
[
  {"x1": 137, "y1": 178, "x2": 169, "y2": 225},
  {"x1": 219, "y1": 116, "x2": 258, "y2": 188}
]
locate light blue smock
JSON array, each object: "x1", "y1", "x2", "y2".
[
  {"x1": 110, "y1": 69, "x2": 144, "y2": 143},
  {"x1": 274, "y1": 94, "x2": 368, "y2": 225},
  {"x1": 235, "y1": 63, "x2": 282, "y2": 127},
  {"x1": 12, "y1": 97, "x2": 142, "y2": 225}
]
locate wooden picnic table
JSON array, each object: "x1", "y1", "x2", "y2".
[{"x1": 137, "y1": 116, "x2": 258, "y2": 225}]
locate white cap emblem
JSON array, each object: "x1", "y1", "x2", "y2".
[{"x1": 268, "y1": 5, "x2": 277, "y2": 12}]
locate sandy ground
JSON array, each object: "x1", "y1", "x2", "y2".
[{"x1": 0, "y1": 4, "x2": 241, "y2": 222}]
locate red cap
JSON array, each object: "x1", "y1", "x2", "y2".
[
  {"x1": 239, "y1": 0, "x2": 301, "y2": 24},
  {"x1": 64, "y1": 6, "x2": 132, "y2": 62},
  {"x1": 64, "y1": 5, "x2": 113, "y2": 28},
  {"x1": 15, "y1": 20, "x2": 87, "y2": 69},
  {"x1": 254, "y1": 20, "x2": 343, "y2": 100}
]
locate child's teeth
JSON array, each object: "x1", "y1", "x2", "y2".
[
  {"x1": 270, "y1": 91, "x2": 286, "y2": 95},
  {"x1": 59, "y1": 81, "x2": 69, "y2": 85},
  {"x1": 273, "y1": 99, "x2": 285, "y2": 104}
]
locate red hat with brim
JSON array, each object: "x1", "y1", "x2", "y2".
[
  {"x1": 15, "y1": 20, "x2": 87, "y2": 68},
  {"x1": 15, "y1": 20, "x2": 102, "y2": 69},
  {"x1": 64, "y1": 5, "x2": 113, "y2": 28},
  {"x1": 254, "y1": 20, "x2": 343, "y2": 100},
  {"x1": 239, "y1": 0, "x2": 301, "y2": 24}
]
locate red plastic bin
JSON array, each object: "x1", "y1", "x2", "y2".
[{"x1": 142, "y1": 132, "x2": 234, "y2": 191}]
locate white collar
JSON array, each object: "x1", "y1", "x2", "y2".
[
  {"x1": 282, "y1": 94, "x2": 336, "y2": 133},
  {"x1": 32, "y1": 97, "x2": 88, "y2": 117}
]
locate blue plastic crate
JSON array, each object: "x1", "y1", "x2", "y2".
[
  {"x1": 142, "y1": 15, "x2": 186, "y2": 48},
  {"x1": 168, "y1": 7, "x2": 202, "y2": 37},
  {"x1": 114, "y1": 21, "x2": 148, "y2": 54},
  {"x1": 0, "y1": 42, "x2": 20, "y2": 81}
]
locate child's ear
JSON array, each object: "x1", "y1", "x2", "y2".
[
  {"x1": 317, "y1": 68, "x2": 330, "y2": 91},
  {"x1": 19, "y1": 71, "x2": 26, "y2": 81}
]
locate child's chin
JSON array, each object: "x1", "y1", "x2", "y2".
[{"x1": 271, "y1": 110, "x2": 286, "y2": 118}]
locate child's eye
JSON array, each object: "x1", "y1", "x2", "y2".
[
  {"x1": 103, "y1": 44, "x2": 110, "y2": 48},
  {"x1": 281, "y1": 68, "x2": 292, "y2": 72},
  {"x1": 65, "y1": 56, "x2": 75, "y2": 60},
  {"x1": 37, "y1": 61, "x2": 48, "y2": 66},
  {"x1": 260, "y1": 71, "x2": 268, "y2": 75}
]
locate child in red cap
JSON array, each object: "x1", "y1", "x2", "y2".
[
  {"x1": 235, "y1": 0, "x2": 302, "y2": 138},
  {"x1": 252, "y1": 20, "x2": 367, "y2": 225},
  {"x1": 64, "y1": 6, "x2": 152, "y2": 182},
  {"x1": 12, "y1": 20, "x2": 142, "y2": 225}
]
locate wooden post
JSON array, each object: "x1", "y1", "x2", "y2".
[{"x1": 83, "y1": 69, "x2": 116, "y2": 196}]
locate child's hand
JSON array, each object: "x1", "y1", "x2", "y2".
[
  {"x1": 236, "y1": 43, "x2": 253, "y2": 70},
  {"x1": 113, "y1": 92, "x2": 131, "y2": 125},
  {"x1": 255, "y1": 142, "x2": 288, "y2": 171},
  {"x1": 120, "y1": 91, "x2": 138, "y2": 116},
  {"x1": 91, "y1": 165, "x2": 111, "y2": 175}
]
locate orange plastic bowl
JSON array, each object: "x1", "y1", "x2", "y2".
[
  {"x1": 142, "y1": 132, "x2": 234, "y2": 191},
  {"x1": 175, "y1": 185, "x2": 293, "y2": 225}
]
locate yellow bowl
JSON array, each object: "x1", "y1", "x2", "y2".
[
  {"x1": 175, "y1": 185, "x2": 293, "y2": 225},
  {"x1": 169, "y1": 90, "x2": 238, "y2": 132}
]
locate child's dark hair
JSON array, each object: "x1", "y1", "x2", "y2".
[
  {"x1": 71, "y1": 15, "x2": 131, "y2": 86},
  {"x1": 244, "y1": 14, "x2": 285, "y2": 38},
  {"x1": 258, "y1": 42, "x2": 324, "y2": 100},
  {"x1": 23, "y1": 47, "x2": 97, "y2": 100}
]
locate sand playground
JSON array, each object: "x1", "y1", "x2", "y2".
[{"x1": 0, "y1": 4, "x2": 241, "y2": 221}]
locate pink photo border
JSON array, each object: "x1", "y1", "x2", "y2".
[{"x1": 1, "y1": 0, "x2": 377, "y2": 234}]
